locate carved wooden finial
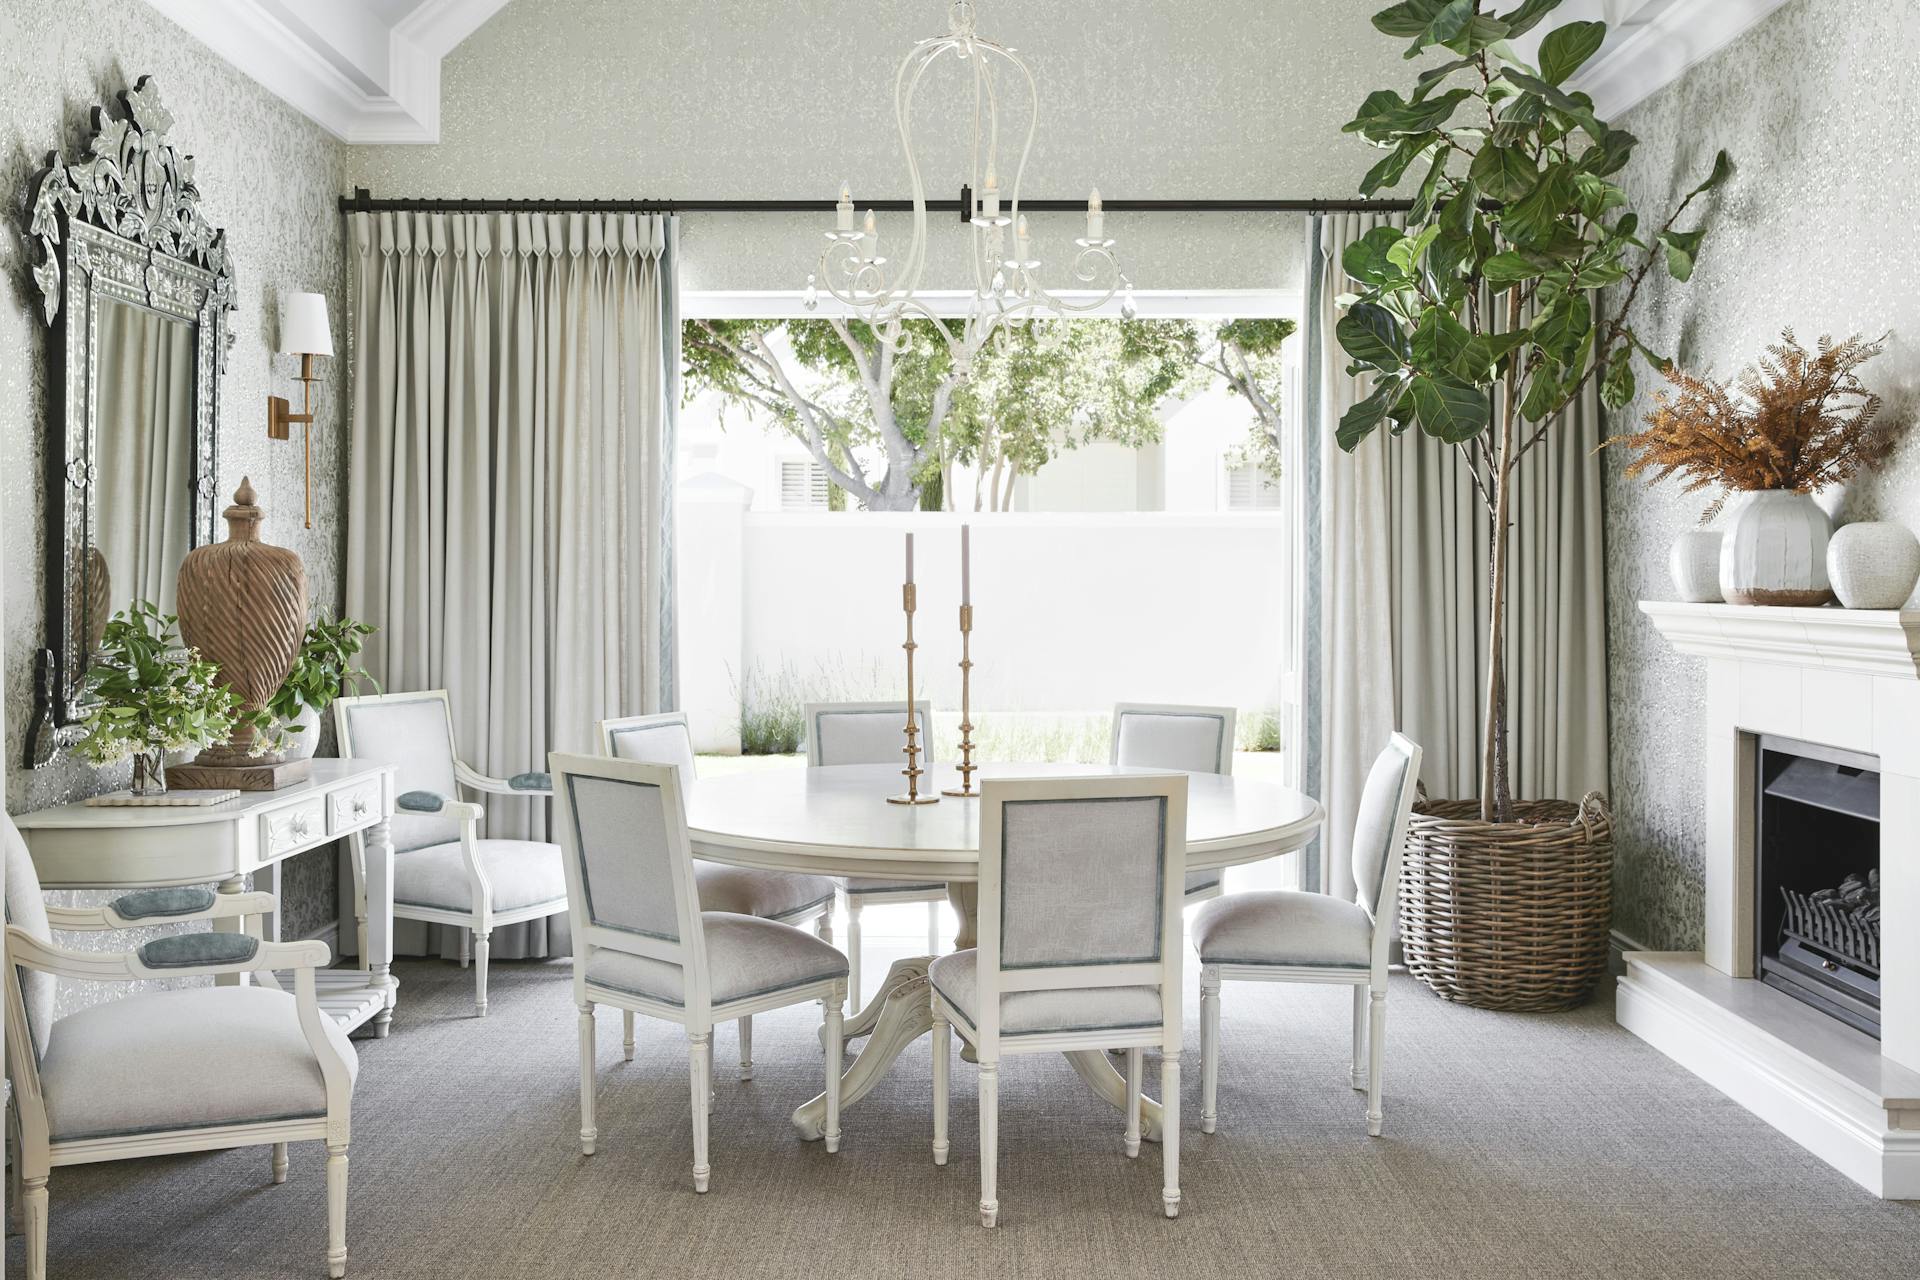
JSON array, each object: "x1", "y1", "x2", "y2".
[{"x1": 224, "y1": 477, "x2": 264, "y2": 542}]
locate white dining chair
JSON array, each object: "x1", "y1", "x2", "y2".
[
  {"x1": 1111, "y1": 702, "x2": 1237, "y2": 905},
  {"x1": 1191, "y1": 732, "x2": 1422, "y2": 1137},
  {"x1": 803, "y1": 700, "x2": 946, "y2": 1014},
  {"x1": 335, "y1": 689, "x2": 566, "y2": 1017},
  {"x1": 929, "y1": 773, "x2": 1189, "y2": 1227},
  {"x1": 3, "y1": 813, "x2": 357, "y2": 1279},
  {"x1": 550, "y1": 752, "x2": 849, "y2": 1191},
  {"x1": 596, "y1": 711, "x2": 838, "y2": 1075}
]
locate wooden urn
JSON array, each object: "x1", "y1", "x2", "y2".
[{"x1": 172, "y1": 478, "x2": 311, "y2": 790}]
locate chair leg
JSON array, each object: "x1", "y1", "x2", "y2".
[
  {"x1": 1124, "y1": 1047, "x2": 1143, "y2": 1158},
  {"x1": 579, "y1": 1002, "x2": 598, "y2": 1155},
  {"x1": 1162, "y1": 1057, "x2": 1182, "y2": 1218},
  {"x1": 623, "y1": 1010, "x2": 637, "y2": 1062},
  {"x1": 325, "y1": 1144, "x2": 349, "y2": 1279},
  {"x1": 1200, "y1": 966, "x2": 1221, "y2": 1134},
  {"x1": 689, "y1": 1031, "x2": 713, "y2": 1192},
  {"x1": 1351, "y1": 983, "x2": 1368, "y2": 1091},
  {"x1": 926, "y1": 898, "x2": 940, "y2": 953},
  {"x1": 458, "y1": 929, "x2": 470, "y2": 969},
  {"x1": 738, "y1": 1015, "x2": 754, "y2": 1080},
  {"x1": 846, "y1": 899, "x2": 863, "y2": 1017},
  {"x1": 1367, "y1": 985, "x2": 1388, "y2": 1137},
  {"x1": 931, "y1": 1010, "x2": 951, "y2": 1166},
  {"x1": 23, "y1": 1174, "x2": 48, "y2": 1280},
  {"x1": 472, "y1": 928, "x2": 491, "y2": 1017},
  {"x1": 978, "y1": 1061, "x2": 1000, "y2": 1228},
  {"x1": 815, "y1": 910, "x2": 834, "y2": 946},
  {"x1": 824, "y1": 986, "x2": 844, "y2": 1153},
  {"x1": 271, "y1": 1142, "x2": 289, "y2": 1184}
]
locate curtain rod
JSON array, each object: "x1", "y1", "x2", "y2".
[{"x1": 338, "y1": 187, "x2": 1412, "y2": 217}]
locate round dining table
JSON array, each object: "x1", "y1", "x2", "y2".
[{"x1": 684, "y1": 761, "x2": 1324, "y2": 1142}]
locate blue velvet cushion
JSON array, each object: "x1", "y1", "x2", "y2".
[
  {"x1": 139, "y1": 932, "x2": 260, "y2": 969},
  {"x1": 111, "y1": 887, "x2": 217, "y2": 920},
  {"x1": 508, "y1": 771, "x2": 551, "y2": 792},
  {"x1": 397, "y1": 790, "x2": 449, "y2": 813}
]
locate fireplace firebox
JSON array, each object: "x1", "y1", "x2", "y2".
[{"x1": 1754, "y1": 735, "x2": 1882, "y2": 1037}]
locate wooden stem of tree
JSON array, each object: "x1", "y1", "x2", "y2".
[{"x1": 1481, "y1": 286, "x2": 1522, "y2": 824}]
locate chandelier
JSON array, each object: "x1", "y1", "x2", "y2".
[{"x1": 803, "y1": 0, "x2": 1132, "y2": 381}]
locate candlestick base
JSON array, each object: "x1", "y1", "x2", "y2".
[
  {"x1": 938, "y1": 786, "x2": 978, "y2": 799},
  {"x1": 886, "y1": 792, "x2": 942, "y2": 806}
]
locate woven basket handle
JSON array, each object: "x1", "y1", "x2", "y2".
[{"x1": 1574, "y1": 790, "x2": 1610, "y2": 839}]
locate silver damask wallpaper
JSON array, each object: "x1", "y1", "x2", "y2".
[
  {"x1": 1, "y1": 0, "x2": 350, "y2": 960},
  {"x1": 1605, "y1": 0, "x2": 1920, "y2": 948}
]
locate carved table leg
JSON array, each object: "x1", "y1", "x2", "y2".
[
  {"x1": 793, "y1": 960, "x2": 932, "y2": 1141},
  {"x1": 365, "y1": 818, "x2": 397, "y2": 1037},
  {"x1": 1067, "y1": 1050, "x2": 1164, "y2": 1142}
]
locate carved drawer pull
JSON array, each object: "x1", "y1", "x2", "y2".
[{"x1": 290, "y1": 815, "x2": 311, "y2": 838}]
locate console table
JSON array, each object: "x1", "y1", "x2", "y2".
[{"x1": 13, "y1": 759, "x2": 400, "y2": 1038}]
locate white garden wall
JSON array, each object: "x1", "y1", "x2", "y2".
[{"x1": 678, "y1": 494, "x2": 1292, "y2": 753}]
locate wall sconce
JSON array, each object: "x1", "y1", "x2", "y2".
[{"x1": 268, "y1": 291, "x2": 334, "y2": 529}]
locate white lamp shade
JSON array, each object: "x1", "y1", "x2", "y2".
[{"x1": 279, "y1": 291, "x2": 333, "y2": 358}]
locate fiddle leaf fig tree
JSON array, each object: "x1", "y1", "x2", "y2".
[{"x1": 1337, "y1": 0, "x2": 1731, "y2": 822}]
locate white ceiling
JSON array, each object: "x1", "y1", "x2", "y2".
[
  {"x1": 150, "y1": 0, "x2": 1793, "y2": 148},
  {"x1": 141, "y1": 0, "x2": 513, "y2": 143}
]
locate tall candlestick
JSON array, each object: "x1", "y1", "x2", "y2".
[
  {"x1": 943, "y1": 598, "x2": 978, "y2": 798},
  {"x1": 961, "y1": 523, "x2": 971, "y2": 605},
  {"x1": 888, "y1": 578, "x2": 938, "y2": 806},
  {"x1": 905, "y1": 530, "x2": 914, "y2": 583}
]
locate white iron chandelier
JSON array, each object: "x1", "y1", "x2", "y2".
[{"x1": 803, "y1": 0, "x2": 1132, "y2": 380}]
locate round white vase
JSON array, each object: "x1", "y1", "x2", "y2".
[
  {"x1": 1668, "y1": 529, "x2": 1724, "y2": 602},
  {"x1": 1827, "y1": 521, "x2": 1920, "y2": 609},
  {"x1": 1719, "y1": 490, "x2": 1834, "y2": 606},
  {"x1": 280, "y1": 704, "x2": 323, "y2": 761}
]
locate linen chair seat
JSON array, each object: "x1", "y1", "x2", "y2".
[
  {"x1": 929, "y1": 950, "x2": 1163, "y2": 1039},
  {"x1": 586, "y1": 911, "x2": 849, "y2": 1008},
  {"x1": 393, "y1": 838, "x2": 569, "y2": 914},
  {"x1": 696, "y1": 863, "x2": 837, "y2": 921},
  {"x1": 39, "y1": 986, "x2": 359, "y2": 1143},
  {"x1": 1191, "y1": 890, "x2": 1374, "y2": 970}
]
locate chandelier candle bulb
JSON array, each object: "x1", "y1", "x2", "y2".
[
  {"x1": 1087, "y1": 188, "x2": 1103, "y2": 240},
  {"x1": 1016, "y1": 213, "x2": 1031, "y2": 260},
  {"x1": 837, "y1": 181, "x2": 853, "y2": 232},
  {"x1": 864, "y1": 209, "x2": 879, "y2": 261},
  {"x1": 983, "y1": 171, "x2": 1000, "y2": 219}
]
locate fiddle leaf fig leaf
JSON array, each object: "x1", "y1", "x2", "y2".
[
  {"x1": 1343, "y1": 225, "x2": 1410, "y2": 286},
  {"x1": 1411, "y1": 374, "x2": 1491, "y2": 442},
  {"x1": 1481, "y1": 250, "x2": 1550, "y2": 285},
  {"x1": 1360, "y1": 136, "x2": 1430, "y2": 196},
  {"x1": 1337, "y1": 377, "x2": 1401, "y2": 451},
  {"x1": 1659, "y1": 227, "x2": 1707, "y2": 281},
  {"x1": 1501, "y1": 163, "x2": 1576, "y2": 245},
  {"x1": 1373, "y1": 0, "x2": 1449, "y2": 38},
  {"x1": 1688, "y1": 149, "x2": 1735, "y2": 198},
  {"x1": 1538, "y1": 20, "x2": 1607, "y2": 85},
  {"x1": 1470, "y1": 145, "x2": 1540, "y2": 202},
  {"x1": 1600, "y1": 346, "x2": 1636, "y2": 410},
  {"x1": 1337, "y1": 301, "x2": 1411, "y2": 372},
  {"x1": 1496, "y1": 0, "x2": 1567, "y2": 39}
]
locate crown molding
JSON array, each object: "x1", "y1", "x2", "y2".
[
  {"x1": 1511, "y1": 0, "x2": 1797, "y2": 119},
  {"x1": 141, "y1": 0, "x2": 511, "y2": 144}
]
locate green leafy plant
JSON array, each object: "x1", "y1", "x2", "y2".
[
  {"x1": 73, "y1": 601, "x2": 243, "y2": 767},
  {"x1": 1337, "y1": 0, "x2": 1731, "y2": 821},
  {"x1": 264, "y1": 611, "x2": 380, "y2": 744}
]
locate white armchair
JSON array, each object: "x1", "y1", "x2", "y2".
[
  {"x1": 3, "y1": 813, "x2": 357, "y2": 1279},
  {"x1": 1191, "y1": 733, "x2": 1422, "y2": 1137},
  {"x1": 1110, "y1": 702, "x2": 1237, "y2": 904},
  {"x1": 335, "y1": 690, "x2": 567, "y2": 1017},
  {"x1": 596, "y1": 712, "x2": 838, "y2": 1076}
]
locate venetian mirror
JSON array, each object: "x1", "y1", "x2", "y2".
[{"x1": 25, "y1": 77, "x2": 233, "y2": 754}]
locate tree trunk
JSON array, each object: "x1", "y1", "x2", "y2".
[{"x1": 1480, "y1": 289, "x2": 1521, "y2": 824}]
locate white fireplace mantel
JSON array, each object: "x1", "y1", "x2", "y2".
[{"x1": 1627, "y1": 601, "x2": 1920, "y2": 1200}]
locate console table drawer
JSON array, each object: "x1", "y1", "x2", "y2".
[
  {"x1": 328, "y1": 780, "x2": 383, "y2": 834},
  {"x1": 263, "y1": 798, "x2": 327, "y2": 856}
]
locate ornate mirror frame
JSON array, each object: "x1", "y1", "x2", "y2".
[{"x1": 24, "y1": 76, "x2": 235, "y2": 755}]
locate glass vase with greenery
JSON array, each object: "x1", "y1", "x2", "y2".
[
  {"x1": 262, "y1": 612, "x2": 380, "y2": 755},
  {"x1": 74, "y1": 601, "x2": 243, "y2": 795},
  {"x1": 1336, "y1": 0, "x2": 1731, "y2": 822}
]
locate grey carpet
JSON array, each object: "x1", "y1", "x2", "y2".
[{"x1": 10, "y1": 960, "x2": 1920, "y2": 1279}]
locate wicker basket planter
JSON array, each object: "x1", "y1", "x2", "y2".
[{"x1": 1399, "y1": 792, "x2": 1613, "y2": 1011}]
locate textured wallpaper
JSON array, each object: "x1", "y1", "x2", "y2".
[
  {"x1": 1, "y1": 0, "x2": 350, "y2": 967},
  {"x1": 344, "y1": 0, "x2": 1422, "y2": 293},
  {"x1": 1605, "y1": 0, "x2": 1920, "y2": 948}
]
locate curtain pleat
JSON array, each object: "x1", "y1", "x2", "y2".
[
  {"x1": 344, "y1": 209, "x2": 679, "y2": 960},
  {"x1": 1312, "y1": 213, "x2": 1609, "y2": 899}
]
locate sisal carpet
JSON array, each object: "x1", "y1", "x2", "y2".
[{"x1": 10, "y1": 958, "x2": 1920, "y2": 1279}]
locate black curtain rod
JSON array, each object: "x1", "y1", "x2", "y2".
[{"x1": 338, "y1": 186, "x2": 1411, "y2": 217}]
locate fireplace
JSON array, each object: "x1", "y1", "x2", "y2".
[{"x1": 1754, "y1": 736, "x2": 1881, "y2": 1036}]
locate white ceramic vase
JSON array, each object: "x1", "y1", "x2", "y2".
[
  {"x1": 1826, "y1": 521, "x2": 1920, "y2": 609},
  {"x1": 280, "y1": 704, "x2": 323, "y2": 761},
  {"x1": 1668, "y1": 529, "x2": 1724, "y2": 602},
  {"x1": 1719, "y1": 490, "x2": 1834, "y2": 606}
]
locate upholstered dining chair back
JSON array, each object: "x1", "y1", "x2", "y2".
[
  {"x1": 549, "y1": 753, "x2": 709, "y2": 1008},
  {"x1": 804, "y1": 701, "x2": 935, "y2": 768},
  {"x1": 4, "y1": 811, "x2": 57, "y2": 1064},
  {"x1": 974, "y1": 774, "x2": 1188, "y2": 1050},
  {"x1": 334, "y1": 691, "x2": 463, "y2": 853},
  {"x1": 597, "y1": 712, "x2": 698, "y2": 782},
  {"x1": 1109, "y1": 703, "x2": 1236, "y2": 775},
  {"x1": 1350, "y1": 732, "x2": 1424, "y2": 949}
]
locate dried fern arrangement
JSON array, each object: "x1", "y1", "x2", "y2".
[{"x1": 1607, "y1": 330, "x2": 1895, "y2": 518}]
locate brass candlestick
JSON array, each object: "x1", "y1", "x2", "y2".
[
  {"x1": 942, "y1": 604, "x2": 978, "y2": 797},
  {"x1": 888, "y1": 582, "x2": 939, "y2": 805}
]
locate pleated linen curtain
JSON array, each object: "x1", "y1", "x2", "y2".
[
  {"x1": 344, "y1": 209, "x2": 680, "y2": 959},
  {"x1": 1308, "y1": 212, "x2": 1607, "y2": 901},
  {"x1": 95, "y1": 304, "x2": 196, "y2": 613}
]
